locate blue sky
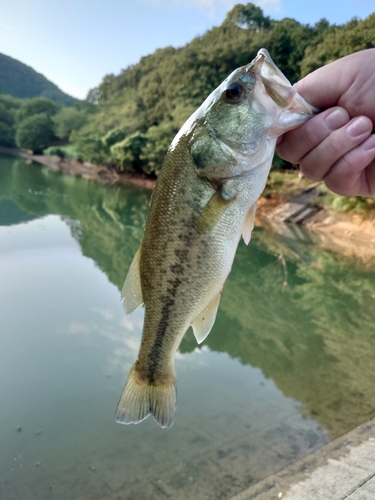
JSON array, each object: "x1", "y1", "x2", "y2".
[{"x1": 0, "y1": 0, "x2": 373, "y2": 99}]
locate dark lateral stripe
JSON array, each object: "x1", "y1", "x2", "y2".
[
  {"x1": 146, "y1": 272, "x2": 184, "y2": 380},
  {"x1": 145, "y1": 214, "x2": 196, "y2": 381}
]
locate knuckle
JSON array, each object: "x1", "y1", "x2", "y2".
[
  {"x1": 325, "y1": 175, "x2": 356, "y2": 196},
  {"x1": 326, "y1": 133, "x2": 345, "y2": 157},
  {"x1": 303, "y1": 119, "x2": 323, "y2": 147},
  {"x1": 276, "y1": 137, "x2": 300, "y2": 163},
  {"x1": 299, "y1": 158, "x2": 325, "y2": 181},
  {"x1": 323, "y1": 153, "x2": 363, "y2": 196}
]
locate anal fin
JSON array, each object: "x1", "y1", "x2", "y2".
[
  {"x1": 191, "y1": 292, "x2": 221, "y2": 344},
  {"x1": 242, "y1": 203, "x2": 257, "y2": 245},
  {"x1": 121, "y1": 247, "x2": 143, "y2": 315}
]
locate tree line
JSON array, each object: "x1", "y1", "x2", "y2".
[
  {"x1": 0, "y1": 95, "x2": 94, "y2": 153},
  {"x1": 0, "y1": 4, "x2": 374, "y2": 170}
]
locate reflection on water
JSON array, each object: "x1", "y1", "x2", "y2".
[{"x1": 1, "y1": 154, "x2": 375, "y2": 499}]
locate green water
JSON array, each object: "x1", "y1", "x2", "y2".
[{"x1": 1, "y1": 154, "x2": 375, "y2": 499}]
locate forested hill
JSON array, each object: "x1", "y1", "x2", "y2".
[
  {"x1": 0, "y1": 4, "x2": 374, "y2": 167},
  {"x1": 71, "y1": 4, "x2": 375, "y2": 174},
  {"x1": 0, "y1": 53, "x2": 76, "y2": 106}
]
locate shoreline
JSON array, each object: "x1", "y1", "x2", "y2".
[
  {"x1": 1, "y1": 146, "x2": 374, "y2": 260},
  {"x1": 0, "y1": 146, "x2": 156, "y2": 189},
  {"x1": 257, "y1": 189, "x2": 375, "y2": 263}
]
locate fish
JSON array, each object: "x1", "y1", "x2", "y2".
[{"x1": 116, "y1": 48, "x2": 318, "y2": 428}]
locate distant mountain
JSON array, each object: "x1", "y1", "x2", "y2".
[{"x1": 0, "y1": 53, "x2": 77, "y2": 106}]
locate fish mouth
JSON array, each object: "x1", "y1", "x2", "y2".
[
  {"x1": 252, "y1": 48, "x2": 319, "y2": 115},
  {"x1": 255, "y1": 48, "x2": 291, "y2": 88},
  {"x1": 252, "y1": 48, "x2": 296, "y2": 109}
]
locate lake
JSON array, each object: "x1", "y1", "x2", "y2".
[{"x1": 1, "y1": 153, "x2": 375, "y2": 499}]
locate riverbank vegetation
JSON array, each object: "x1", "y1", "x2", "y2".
[
  {"x1": 0, "y1": 4, "x2": 374, "y2": 212},
  {"x1": 71, "y1": 5, "x2": 375, "y2": 176}
]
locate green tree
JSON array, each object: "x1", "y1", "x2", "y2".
[
  {"x1": 0, "y1": 122, "x2": 16, "y2": 147},
  {"x1": 53, "y1": 106, "x2": 89, "y2": 140},
  {"x1": 0, "y1": 94, "x2": 22, "y2": 113},
  {"x1": 16, "y1": 97, "x2": 60, "y2": 125},
  {"x1": 0, "y1": 102, "x2": 16, "y2": 127},
  {"x1": 300, "y1": 14, "x2": 375, "y2": 77},
  {"x1": 0, "y1": 95, "x2": 22, "y2": 147},
  {"x1": 223, "y1": 3, "x2": 270, "y2": 30},
  {"x1": 140, "y1": 121, "x2": 177, "y2": 175},
  {"x1": 16, "y1": 113, "x2": 57, "y2": 152},
  {"x1": 102, "y1": 128, "x2": 126, "y2": 148},
  {"x1": 110, "y1": 131, "x2": 148, "y2": 172}
]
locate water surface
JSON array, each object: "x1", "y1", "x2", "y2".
[{"x1": 1, "y1": 154, "x2": 375, "y2": 499}]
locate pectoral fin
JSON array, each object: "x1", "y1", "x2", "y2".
[
  {"x1": 191, "y1": 292, "x2": 221, "y2": 344},
  {"x1": 242, "y1": 203, "x2": 257, "y2": 245},
  {"x1": 121, "y1": 247, "x2": 143, "y2": 315},
  {"x1": 196, "y1": 187, "x2": 236, "y2": 235}
]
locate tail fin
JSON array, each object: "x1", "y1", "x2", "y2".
[{"x1": 115, "y1": 364, "x2": 177, "y2": 428}]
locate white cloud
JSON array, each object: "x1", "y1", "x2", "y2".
[
  {"x1": 68, "y1": 322, "x2": 91, "y2": 335},
  {"x1": 91, "y1": 307, "x2": 116, "y2": 321},
  {"x1": 119, "y1": 317, "x2": 136, "y2": 331}
]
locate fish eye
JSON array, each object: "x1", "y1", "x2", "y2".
[{"x1": 224, "y1": 82, "x2": 245, "y2": 103}]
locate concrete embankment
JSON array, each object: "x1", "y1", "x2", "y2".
[{"x1": 230, "y1": 417, "x2": 375, "y2": 500}]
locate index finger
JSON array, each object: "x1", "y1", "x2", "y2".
[
  {"x1": 277, "y1": 107, "x2": 350, "y2": 163},
  {"x1": 294, "y1": 49, "x2": 375, "y2": 114}
]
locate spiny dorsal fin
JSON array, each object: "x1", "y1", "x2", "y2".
[
  {"x1": 242, "y1": 203, "x2": 257, "y2": 245},
  {"x1": 191, "y1": 292, "x2": 221, "y2": 344},
  {"x1": 121, "y1": 247, "x2": 143, "y2": 315},
  {"x1": 196, "y1": 188, "x2": 235, "y2": 235}
]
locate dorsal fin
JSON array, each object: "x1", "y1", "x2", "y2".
[
  {"x1": 242, "y1": 203, "x2": 257, "y2": 245},
  {"x1": 121, "y1": 247, "x2": 143, "y2": 315},
  {"x1": 191, "y1": 292, "x2": 221, "y2": 344}
]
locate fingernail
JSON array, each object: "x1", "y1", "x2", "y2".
[
  {"x1": 347, "y1": 116, "x2": 371, "y2": 138},
  {"x1": 362, "y1": 134, "x2": 375, "y2": 151},
  {"x1": 325, "y1": 108, "x2": 348, "y2": 130}
]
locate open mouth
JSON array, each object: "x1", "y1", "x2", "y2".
[{"x1": 254, "y1": 49, "x2": 296, "y2": 109}]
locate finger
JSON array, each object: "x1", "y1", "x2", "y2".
[
  {"x1": 277, "y1": 107, "x2": 350, "y2": 163},
  {"x1": 323, "y1": 134, "x2": 375, "y2": 197},
  {"x1": 294, "y1": 62, "x2": 347, "y2": 109},
  {"x1": 294, "y1": 49, "x2": 375, "y2": 112},
  {"x1": 299, "y1": 116, "x2": 373, "y2": 182}
]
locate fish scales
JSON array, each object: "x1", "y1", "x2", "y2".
[
  {"x1": 116, "y1": 48, "x2": 319, "y2": 428},
  {"x1": 139, "y1": 136, "x2": 231, "y2": 374}
]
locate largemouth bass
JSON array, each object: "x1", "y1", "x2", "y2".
[{"x1": 116, "y1": 49, "x2": 318, "y2": 428}]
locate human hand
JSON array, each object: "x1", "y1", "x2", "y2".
[{"x1": 276, "y1": 49, "x2": 375, "y2": 196}]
